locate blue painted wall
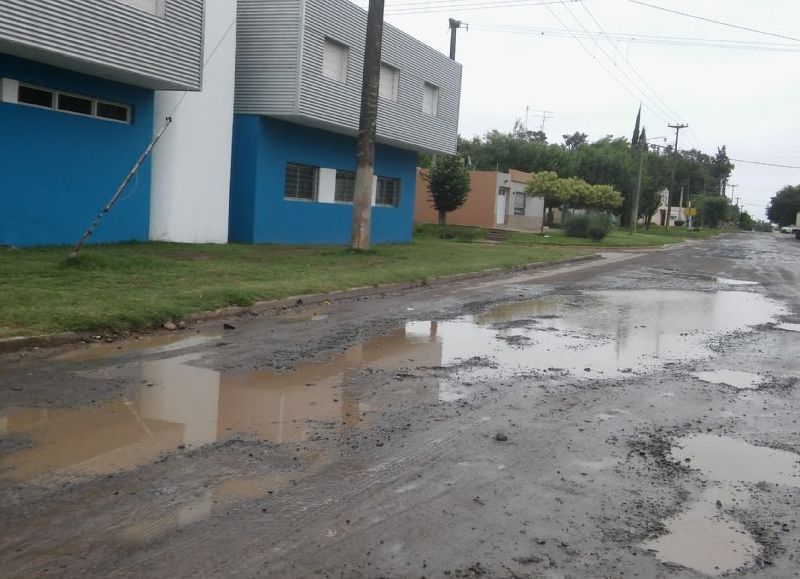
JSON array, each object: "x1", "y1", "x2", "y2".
[
  {"x1": 229, "y1": 116, "x2": 417, "y2": 245},
  {"x1": 0, "y1": 54, "x2": 154, "y2": 247}
]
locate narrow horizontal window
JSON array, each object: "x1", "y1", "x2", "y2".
[
  {"x1": 58, "y1": 93, "x2": 93, "y2": 116},
  {"x1": 285, "y1": 163, "x2": 319, "y2": 201},
  {"x1": 422, "y1": 82, "x2": 439, "y2": 116},
  {"x1": 335, "y1": 171, "x2": 356, "y2": 203},
  {"x1": 376, "y1": 177, "x2": 400, "y2": 207},
  {"x1": 379, "y1": 63, "x2": 399, "y2": 102},
  {"x1": 18, "y1": 85, "x2": 53, "y2": 108},
  {"x1": 97, "y1": 101, "x2": 131, "y2": 123},
  {"x1": 323, "y1": 38, "x2": 348, "y2": 84}
]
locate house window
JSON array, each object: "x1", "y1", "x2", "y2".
[
  {"x1": 422, "y1": 82, "x2": 439, "y2": 116},
  {"x1": 58, "y1": 93, "x2": 93, "y2": 116},
  {"x1": 514, "y1": 192, "x2": 526, "y2": 215},
  {"x1": 96, "y1": 101, "x2": 131, "y2": 123},
  {"x1": 376, "y1": 177, "x2": 400, "y2": 207},
  {"x1": 285, "y1": 163, "x2": 319, "y2": 201},
  {"x1": 335, "y1": 171, "x2": 356, "y2": 203},
  {"x1": 17, "y1": 85, "x2": 53, "y2": 108},
  {"x1": 323, "y1": 38, "x2": 348, "y2": 83},
  {"x1": 379, "y1": 63, "x2": 399, "y2": 102}
]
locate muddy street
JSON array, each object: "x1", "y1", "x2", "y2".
[{"x1": 2, "y1": 232, "x2": 800, "y2": 578}]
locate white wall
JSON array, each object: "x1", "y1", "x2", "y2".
[{"x1": 149, "y1": 0, "x2": 237, "y2": 243}]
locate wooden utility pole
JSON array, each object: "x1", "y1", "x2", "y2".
[
  {"x1": 728, "y1": 183, "x2": 738, "y2": 202},
  {"x1": 630, "y1": 134, "x2": 646, "y2": 235},
  {"x1": 351, "y1": 0, "x2": 385, "y2": 250},
  {"x1": 666, "y1": 123, "x2": 688, "y2": 228}
]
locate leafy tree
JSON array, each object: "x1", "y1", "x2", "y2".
[
  {"x1": 526, "y1": 171, "x2": 566, "y2": 228},
  {"x1": 591, "y1": 184, "x2": 624, "y2": 210},
  {"x1": 695, "y1": 195, "x2": 732, "y2": 227},
  {"x1": 736, "y1": 210, "x2": 755, "y2": 230},
  {"x1": 562, "y1": 132, "x2": 588, "y2": 150},
  {"x1": 766, "y1": 185, "x2": 800, "y2": 226},
  {"x1": 631, "y1": 105, "x2": 641, "y2": 148},
  {"x1": 425, "y1": 155, "x2": 471, "y2": 231},
  {"x1": 512, "y1": 119, "x2": 547, "y2": 143}
]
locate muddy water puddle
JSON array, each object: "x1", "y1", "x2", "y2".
[
  {"x1": 0, "y1": 289, "x2": 786, "y2": 484},
  {"x1": 693, "y1": 370, "x2": 765, "y2": 390},
  {"x1": 54, "y1": 333, "x2": 221, "y2": 363},
  {"x1": 644, "y1": 434, "x2": 800, "y2": 574}
]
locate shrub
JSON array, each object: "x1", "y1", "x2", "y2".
[
  {"x1": 564, "y1": 212, "x2": 613, "y2": 241},
  {"x1": 674, "y1": 220, "x2": 685, "y2": 227}
]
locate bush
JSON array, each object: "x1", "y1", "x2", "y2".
[
  {"x1": 674, "y1": 220, "x2": 685, "y2": 227},
  {"x1": 564, "y1": 212, "x2": 613, "y2": 241}
]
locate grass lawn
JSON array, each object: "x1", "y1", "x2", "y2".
[
  {"x1": 506, "y1": 225, "x2": 723, "y2": 247},
  {"x1": 0, "y1": 237, "x2": 587, "y2": 336}
]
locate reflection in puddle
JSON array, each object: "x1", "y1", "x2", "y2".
[
  {"x1": 645, "y1": 435, "x2": 800, "y2": 574},
  {"x1": 693, "y1": 370, "x2": 765, "y2": 390},
  {"x1": 671, "y1": 434, "x2": 800, "y2": 486},
  {"x1": 717, "y1": 277, "x2": 759, "y2": 286},
  {"x1": 777, "y1": 322, "x2": 800, "y2": 333},
  {"x1": 54, "y1": 334, "x2": 220, "y2": 363},
  {"x1": 643, "y1": 487, "x2": 758, "y2": 575}
]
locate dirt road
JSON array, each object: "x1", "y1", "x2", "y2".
[{"x1": 2, "y1": 232, "x2": 799, "y2": 578}]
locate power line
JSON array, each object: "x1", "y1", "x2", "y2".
[
  {"x1": 730, "y1": 158, "x2": 800, "y2": 170},
  {"x1": 385, "y1": 0, "x2": 582, "y2": 15},
  {"x1": 626, "y1": 0, "x2": 800, "y2": 43}
]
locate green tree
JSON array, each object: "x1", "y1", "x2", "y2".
[
  {"x1": 766, "y1": 185, "x2": 800, "y2": 226},
  {"x1": 695, "y1": 195, "x2": 732, "y2": 227},
  {"x1": 425, "y1": 155, "x2": 471, "y2": 231},
  {"x1": 562, "y1": 132, "x2": 588, "y2": 150},
  {"x1": 526, "y1": 171, "x2": 566, "y2": 227},
  {"x1": 736, "y1": 209, "x2": 755, "y2": 230}
]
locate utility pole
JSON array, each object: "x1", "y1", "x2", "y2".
[
  {"x1": 666, "y1": 123, "x2": 688, "y2": 228},
  {"x1": 351, "y1": 0, "x2": 385, "y2": 251},
  {"x1": 448, "y1": 18, "x2": 466, "y2": 60},
  {"x1": 678, "y1": 185, "x2": 684, "y2": 224},
  {"x1": 728, "y1": 183, "x2": 738, "y2": 202},
  {"x1": 630, "y1": 133, "x2": 646, "y2": 235}
]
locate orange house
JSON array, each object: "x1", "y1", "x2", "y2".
[{"x1": 415, "y1": 168, "x2": 545, "y2": 232}]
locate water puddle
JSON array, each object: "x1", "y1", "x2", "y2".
[
  {"x1": 644, "y1": 435, "x2": 800, "y2": 574},
  {"x1": 0, "y1": 290, "x2": 787, "y2": 483},
  {"x1": 54, "y1": 334, "x2": 220, "y2": 363},
  {"x1": 776, "y1": 322, "x2": 800, "y2": 332},
  {"x1": 671, "y1": 434, "x2": 800, "y2": 486},
  {"x1": 717, "y1": 277, "x2": 759, "y2": 286},
  {"x1": 643, "y1": 487, "x2": 758, "y2": 575},
  {"x1": 693, "y1": 370, "x2": 765, "y2": 390}
]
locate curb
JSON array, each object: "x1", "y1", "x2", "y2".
[{"x1": 0, "y1": 253, "x2": 602, "y2": 354}]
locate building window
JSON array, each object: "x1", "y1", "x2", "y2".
[
  {"x1": 17, "y1": 85, "x2": 53, "y2": 108},
  {"x1": 514, "y1": 192, "x2": 526, "y2": 215},
  {"x1": 13, "y1": 82, "x2": 131, "y2": 123},
  {"x1": 376, "y1": 177, "x2": 400, "y2": 207},
  {"x1": 422, "y1": 82, "x2": 439, "y2": 116},
  {"x1": 379, "y1": 63, "x2": 399, "y2": 102},
  {"x1": 323, "y1": 38, "x2": 348, "y2": 83},
  {"x1": 335, "y1": 171, "x2": 356, "y2": 203},
  {"x1": 285, "y1": 163, "x2": 319, "y2": 201},
  {"x1": 57, "y1": 93, "x2": 93, "y2": 116}
]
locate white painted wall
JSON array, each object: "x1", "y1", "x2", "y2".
[{"x1": 149, "y1": 0, "x2": 237, "y2": 243}]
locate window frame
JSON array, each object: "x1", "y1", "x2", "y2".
[
  {"x1": 379, "y1": 63, "x2": 400, "y2": 102},
  {"x1": 334, "y1": 170, "x2": 356, "y2": 203},
  {"x1": 322, "y1": 37, "x2": 349, "y2": 84},
  {"x1": 14, "y1": 82, "x2": 132, "y2": 124},
  {"x1": 284, "y1": 163, "x2": 320, "y2": 202},
  {"x1": 422, "y1": 82, "x2": 439, "y2": 117},
  {"x1": 513, "y1": 191, "x2": 526, "y2": 216},
  {"x1": 375, "y1": 176, "x2": 401, "y2": 207}
]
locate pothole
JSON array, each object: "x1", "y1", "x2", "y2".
[{"x1": 693, "y1": 370, "x2": 765, "y2": 390}]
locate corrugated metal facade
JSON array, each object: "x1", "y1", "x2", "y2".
[
  {"x1": 235, "y1": 0, "x2": 461, "y2": 154},
  {"x1": 0, "y1": 0, "x2": 204, "y2": 90}
]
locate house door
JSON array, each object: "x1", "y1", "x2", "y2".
[{"x1": 496, "y1": 188, "x2": 508, "y2": 224}]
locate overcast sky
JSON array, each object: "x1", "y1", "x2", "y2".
[{"x1": 352, "y1": 0, "x2": 800, "y2": 220}]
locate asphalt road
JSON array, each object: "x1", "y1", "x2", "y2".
[{"x1": 1, "y1": 232, "x2": 799, "y2": 578}]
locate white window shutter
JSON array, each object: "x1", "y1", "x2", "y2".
[{"x1": 323, "y1": 39, "x2": 347, "y2": 83}]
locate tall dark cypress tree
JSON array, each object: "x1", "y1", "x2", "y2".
[{"x1": 631, "y1": 105, "x2": 641, "y2": 148}]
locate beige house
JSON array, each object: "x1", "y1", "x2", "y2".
[
  {"x1": 415, "y1": 168, "x2": 546, "y2": 232},
  {"x1": 646, "y1": 188, "x2": 682, "y2": 226}
]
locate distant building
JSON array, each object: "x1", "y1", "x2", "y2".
[
  {"x1": 648, "y1": 188, "x2": 682, "y2": 226},
  {"x1": 229, "y1": 0, "x2": 462, "y2": 245},
  {"x1": 415, "y1": 169, "x2": 545, "y2": 232}
]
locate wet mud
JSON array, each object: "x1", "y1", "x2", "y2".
[{"x1": 1, "y1": 232, "x2": 800, "y2": 577}]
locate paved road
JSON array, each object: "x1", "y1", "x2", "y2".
[{"x1": 1, "y1": 232, "x2": 799, "y2": 578}]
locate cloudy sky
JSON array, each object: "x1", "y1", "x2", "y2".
[{"x1": 352, "y1": 0, "x2": 800, "y2": 220}]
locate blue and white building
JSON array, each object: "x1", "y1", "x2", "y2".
[
  {"x1": 0, "y1": 0, "x2": 205, "y2": 247},
  {"x1": 1, "y1": 0, "x2": 462, "y2": 247},
  {"x1": 230, "y1": 0, "x2": 462, "y2": 244}
]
